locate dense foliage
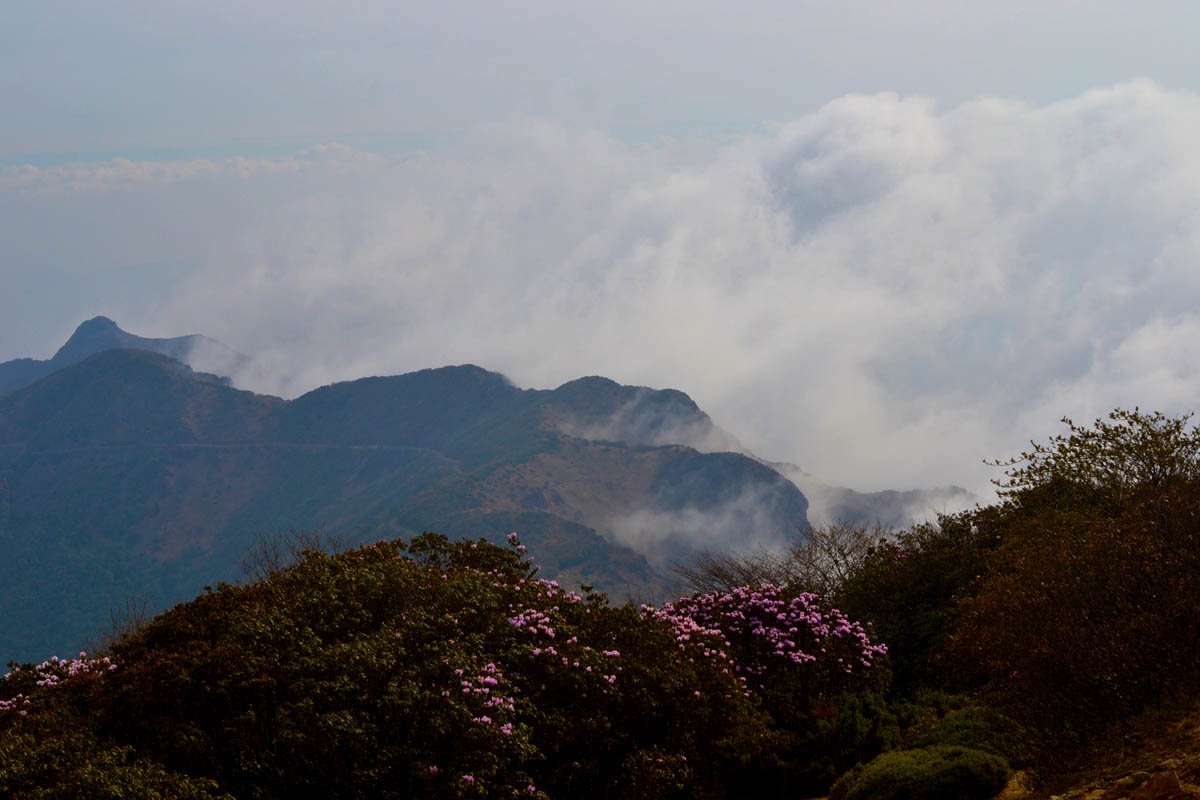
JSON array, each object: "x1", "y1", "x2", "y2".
[
  {"x1": 1, "y1": 533, "x2": 889, "y2": 799},
  {"x1": 834, "y1": 511, "x2": 997, "y2": 695},
  {"x1": 681, "y1": 407, "x2": 1200, "y2": 784},
  {"x1": 949, "y1": 470, "x2": 1200, "y2": 739}
]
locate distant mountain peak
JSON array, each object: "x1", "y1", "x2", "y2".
[
  {"x1": 78, "y1": 315, "x2": 119, "y2": 331},
  {"x1": 422, "y1": 364, "x2": 512, "y2": 384},
  {"x1": 0, "y1": 316, "x2": 250, "y2": 398},
  {"x1": 557, "y1": 375, "x2": 620, "y2": 391},
  {"x1": 52, "y1": 315, "x2": 136, "y2": 363}
]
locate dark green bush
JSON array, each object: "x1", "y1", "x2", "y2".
[
  {"x1": 781, "y1": 691, "x2": 901, "y2": 793},
  {"x1": 829, "y1": 745, "x2": 1011, "y2": 800},
  {"x1": 835, "y1": 512, "x2": 996, "y2": 695},
  {"x1": 0, "y1": 704, "x2": 227, "y2": 799},
  {"x1": 913, "y1": 707, "x2": 1030, "y2": 767}
]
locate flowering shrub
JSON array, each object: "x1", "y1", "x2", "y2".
[
  {"x1": 0, "y1": 651, "x2": 116, "y2": 719},
  {"x1": 646, "y1": 583, "x2": 892, "y2": 795},
  {"x1": 0, "y1": 651, "x2": 229, "y2": 797},
  {"x1": 649, "y1": 584, "x2": 887, "y2": 693},
  {"x1": 2, "y1": 533, "x2": 785, "y2": 799}
]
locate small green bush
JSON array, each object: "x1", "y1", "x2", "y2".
[
  {"x1": 829, "y1": 745, "x2": 1011, "y2": 800},
  {"x1": 913, "y1": 707, "x2": 1030, "y2": 767}
]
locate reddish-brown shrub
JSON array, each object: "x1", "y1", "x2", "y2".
[{"x1": 948, "y1": 478, "x2": 1200, "y2": 741}]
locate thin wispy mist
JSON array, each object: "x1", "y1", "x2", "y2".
[
  {"x1": 778, "y1": 467, "x2": 978, "y2": 530},
  {"x1": 7, "y1": 82, "x2": 1200, "y2": 493},
  {"x1": 607, "y1": 486, "x2": 806, "y2": 568}
]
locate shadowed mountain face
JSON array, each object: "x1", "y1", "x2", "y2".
[
  {"x1": 0, "y1": 316, "x2": 248, "y2": 397},
  {"x1": 0, "y1": 350, "x2": 280, "y2": 448},
  {"x1": 539, "y1": 376, "x2": 974, "y2": 529},
  {"x1": 0, "y1": 343, "x2": 810, "y2": 661}
]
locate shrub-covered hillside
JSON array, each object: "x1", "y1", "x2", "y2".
[
  {"x1": 0, "y1": 532, "x2": 892, "y2": 799},
  {"x1": 682, "y1": 408, "x2": 1200, "y2": 794},
  {"x1": 4, "y1": 407, "x2": 1200, "y2": 799}
]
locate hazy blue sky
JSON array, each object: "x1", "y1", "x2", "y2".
[
  {"x1": 6, "y1": 1, "x2": 1200, "y2": 493},
  {"x1": 6, "y1": 0, "x2": 1200, "y2": 158}
]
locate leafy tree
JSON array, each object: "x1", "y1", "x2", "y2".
[
  {"x1": 834, "y1": 512, "x2": 996, "y2": 696},
  {"x1": 949, "y1": 409, "x2": 1200, "y2": 743},
  {"x1": 989, "y1": 407, "x2": 1200, "y2": 503}
]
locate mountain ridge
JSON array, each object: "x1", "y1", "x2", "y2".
[
  {"x1": 0, "y1": 344, "x2": 808, "y2": 661},
  {"x1": 0, "y1": 317, "x2": 974, "y2": 661}
]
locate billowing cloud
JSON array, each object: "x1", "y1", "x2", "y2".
[{"x1": 7, "y1": 81, "x2": 1200, "y2": 495}]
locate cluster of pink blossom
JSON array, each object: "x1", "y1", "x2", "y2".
[
  {"x1": 503, "y1": 564, "x2": 620, "y2": 685},
  {"x1": 869, "y1": 540, "x2": 912, "y2": 562},
  {"x1": 508, "y1": 606, "x2": 557, "y2": 638},
  {"x1": 0, "y1": 651, "x2": 117, "y2": 718},
  {"x1": 34, "y1": 652, "x2": 116, "y2": 685},
  {"x1": 644, "y1": 601, "x2": 739, "y2": 671},
  {"x1": 648, "y1": 584, "x2": 886, "y2": 690},
  {"x1": 0, "y1": 692, "x2": 30, "y2": 716},
  {"x1": 506, "y1": 597, "x2": 619, "y2": 686},
  {"x1": 520, "y1": 627, "x2": 618, "y2": 678},
  {"x1": 456, "y1": 662, "x2": 516, "y2": 722}
]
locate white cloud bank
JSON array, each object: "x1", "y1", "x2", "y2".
[{"x1": 7, "y1": 81, "x2": 1200, "y2": 494}]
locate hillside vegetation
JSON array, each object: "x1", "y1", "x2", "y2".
[{"x1": 4, "y1": 408, "x2": 1200, "y2": 798}]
